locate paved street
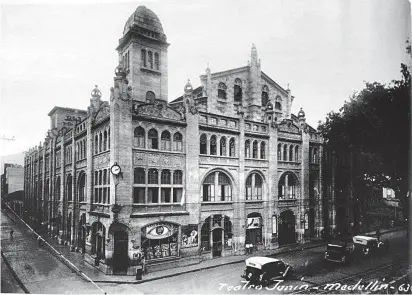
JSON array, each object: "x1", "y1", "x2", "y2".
[
  {"x1": 108, "y1": 230, "x2": 407, "y2": 294},
  {"x1": 1, "y1": 208, "x2": 407, "y2": 294}
]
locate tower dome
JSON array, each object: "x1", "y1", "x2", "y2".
[
  {"x1": 123, "y1": 6, "x2": 166, "y2": 41},
  {"x1": 298, "y1": 107, "x2": 306, "y2": 118}
]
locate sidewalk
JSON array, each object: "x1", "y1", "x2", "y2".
[{"x1": 3, "y1": 205, "x2": 406, "y2": 285}]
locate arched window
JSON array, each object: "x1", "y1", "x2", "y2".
[
  {"x1": 218, "y1": 82, "x2": 227, "y2": 99},
  {"x1": 245, "y1": 140, "x2": 250, "y2": 158},
  {"x1": 141, "y1": 49, "x2": 147, "y2": 67},
  {"x1": 202, "y1": 171, "x2": 232, "y2": 202},
  {"x1": 66, "y1": 174, "x2": 73, "y2": 201},
  {"x1": 103, "y1": 131, "x2": 108, "y2": 151},
  {"x1": 229, "y1": 138, "x2": 235, "y2": 157},
  {"x1": 283, "y1": 144, "x2": 287, "y2": 161},
  {"x1": 262, "y1": 85, "x2": 269, "y2": 107},
  {"x1": 313, "y1": 148, "x2": 318, "y2": 163},
  {"x1": 148, "y1": 168, "x2": 158, "y2": 184},
  {"x1": 146, "y1": 91, "x2": 155, "y2": 103},
  {"x1": 295, "y1": 146, "x2": 299, "y2": 161},
  {"x1": 55, "y1": 177, "x2": 61, "y2": 200},
  {"x1": 148, "y1": 51, "x2": 153, "y2": 69},
  {"x1": 246, "y1": 212, "x2": 263, "y2": 245},
  {"x1": 99, "y1": 132, "x2": 103, "y2": 153},
  {"x1": 210, "y1": 135, "x2": 217, "y2": 155},
  {"x1": 134, "y1": 127, "x2": 145, "y2": 148},
  {"x1": 260, "y1": 142, "x2": 266, "y2": 159},
  {"x1": 278, "y1": 173, "x2": 298, "y2": 199},
  {"x1": 289, "y1": 145, "x2": 293, "y2": 161},
  {"x1": 154, "y1": 52, "x2": 160, "y2": 70},
  {"x1": 252, "y1": 141, "x2": 258, "y2": 158},
  {"x1": 173, "y1": 132, "x2": 183, "y2": 151},
  {"x1": 277, "y1": 143, "x2": 282, "y2": 160},
  {"x1": 173, "y1": 170, "x2": 183, "y2": 184},
  {"x1": 161, "y1": 170, "x2": 171, "y2": 184},
  {"x1": 134, "y1": 168, "x2": 145, "y2": 184},
  {"x1": 220, "y1": 137, "x2": 226, "y2": 156},
  {"x1": 148, "y1": 129, "x2": 158, "y2": 149},
  {"x1": 161, "y1": 131, "x2": 171, "y2": 151},
  {"x1": 234, "y1": 78, "x2": 242, "y2": 102},
  {"x1": 218, "y1": 173, "x2": 232, "y2": 201},
  {"x1": 275, "y1": 101, "x2": 282, "y2": 110},
  {"x1": 200, "y1": 134, "x2": 207, "y2": 154},
  {"x1": 246, "y1": 173, "x2": 263, "y2": 200},
  {"x1": 78, "y1": 173, "x2": 86, "y2": 202}
]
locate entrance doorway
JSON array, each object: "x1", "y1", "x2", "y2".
[
  {"x1": 113, "y1": 231, "x2": 128, "y2": 274},
  {"x1": 212, "y1": 228, "x2": 223, "y2": 257},
  {"x1": 278, "y1": 210, "x2": 296, "y2": 246}
]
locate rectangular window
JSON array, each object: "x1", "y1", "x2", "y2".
[
  {"x1": 133, "y1": 187, "x2": 145, "y2": 203},
  {"x1": 256, "y1": 187, "x2": 262, "y2": 200},
  {"x1": 98, "y1": 188, "x2": 103, "y2": 203},
  {"x1": 174, "y1": 141, "x2": 182, "y2": 152},
  {"x1": 148, "y1": 187, "x2": 158, "y2": 203},
  {"x1": 173, "y1": 188, "x2": 182, "y2": 203},
  {"x1": 94, "y1": 188, "x2": 98, "y2": 203},
  {"x1": 202, "y1": 184, "x2": 215, "y2": 201},
  {"x1": 246, "y1": 187, "x2": 252, "y2": 200},
  {"x1": 161, "y1": 188, "x2": 171, "y2": 203}
]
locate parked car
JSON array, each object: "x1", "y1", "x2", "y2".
[
  {"x1": 324, "y1": 240, "x2": 353, "y2": 264},
  {"x1": 241, "y1": 257, "x2": 294, "y2": 286},
  {"x1": 352, "y1": 235, "x2": 390, "y2": 257}
]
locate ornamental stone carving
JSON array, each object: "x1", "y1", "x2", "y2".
[
  {"x1": 135, "y1": 103, "x2": 183, "y2": 121},
  {"x1": 93, "y1": 153, "x2": 110, "y2": 169},
  {"x1": 133, "y1": 152, "x2": 184, "y2": 169}
]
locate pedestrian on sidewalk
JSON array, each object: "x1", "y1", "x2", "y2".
[
  {"x1": 9, "y1": 229, "x2": 14, "y2": 239},
  {"x1": 376, "y1": 229, "x2": 381, "y2": 241}
]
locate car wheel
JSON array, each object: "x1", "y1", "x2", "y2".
[{"x1": 261, "y1": 275, "x2": 270, "y2": 286}]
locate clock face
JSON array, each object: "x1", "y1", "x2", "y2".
[{"x1": 111, "y1": 164, "x2": 121, "y2": 175}]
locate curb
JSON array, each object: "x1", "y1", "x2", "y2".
[
  {"x1": 93, "y1": 242, "x2": 327, "y2": 284},
  {"x1": 92, "y1": 227, "x2": 407, "y2": 284},
  {"x1": 1, "y1": 251, "x2": 30, "y2": 294}
]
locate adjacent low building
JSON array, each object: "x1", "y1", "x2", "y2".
[{"x1": 24, "y1": 6, "x2": 329, "y2": 275}]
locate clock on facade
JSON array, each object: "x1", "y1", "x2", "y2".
[{"x1": 110, "y1": 163, "x2": 121, "y2": 175}]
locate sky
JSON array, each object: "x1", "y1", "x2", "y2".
[{"x1": 0, "y1": 0, "x2": 411, "y2": 158}]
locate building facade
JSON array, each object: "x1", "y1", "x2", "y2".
[{"x1": 24, "y1": 6, "x2": 328, "y2": 275}]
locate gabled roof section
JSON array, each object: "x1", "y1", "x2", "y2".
[
  {"x1": 169, "y1": 86, "x2": 202, "y2": 104},
  {"x1": 210, "y1": 66, "x2": 249, "y2": 78},
  {"x1": 261, "y1": 71, "x2": 289, "y2": 95},
  {"x1": 48, "y1": 106, "x2": 87, "y2": 117}
]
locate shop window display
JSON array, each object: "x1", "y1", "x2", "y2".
[
  {"x1": 141, "y1": 223, "x2": 178, "y2": 260},
  {"x1": 181, "y1": 224, "x2": 198, "y2": 248}
]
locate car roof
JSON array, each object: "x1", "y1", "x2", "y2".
[
  {"x1": 353, "y1": 235, "x2": 378, "y2": 245},
  {"x1": 245, "y1": 257, "x2": 281, "y2": 269}
]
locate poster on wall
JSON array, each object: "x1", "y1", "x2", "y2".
[
  {"x1": 181, "y1": 224, "x2": 198, "y2": 247},
  {"x1": 246, "y1": 217, "x2": 261, "y2": 229}
]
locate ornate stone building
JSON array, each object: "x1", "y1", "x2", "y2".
[{"x1": 24, "y1": 6, "x2": 326, "y2": 275}]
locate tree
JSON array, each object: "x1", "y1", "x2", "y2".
[{"x1": 318, "y1": 62, "x2": 410, "y2": 220}]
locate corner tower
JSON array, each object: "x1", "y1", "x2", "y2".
[{"x1": 117, "y1": 6, "x2": 169, "y2": 103}]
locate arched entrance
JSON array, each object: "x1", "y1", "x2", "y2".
[
  {"x1": 308, "y1": 208, "x2": 315, "y2": 238},
  {"x1": 201, "y1": 215, "x2": 232, "y2": 258},
  {"x1": 77, "y1": 214, "x2": 86, "y2": 253},
  {"x1": 278, "y1": 210, "x2": 296, "y2": 246},
  {"x1": 246, "y1": 213, "x2": 263, "y2": 246},
  {"x1": 113, "y1": 230, "x2": 129, "y2": 274},
  {"x1": 212, "y1": 228, "x2": 223, "y2": 257}
]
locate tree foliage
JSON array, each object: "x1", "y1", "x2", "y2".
[{"x1": 318, "y1": 62, "x2": 410, "y2": 214}]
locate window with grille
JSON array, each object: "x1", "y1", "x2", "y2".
[
  {"x1": 220, "y1": 137, "x2": 226, "y2": 156},
  {"x1": 173, "y1": 132, "x2": 183, "y2": 151},
  {"x1": 200, "y1": 134, "x2": 207, "y2": 154},
  {"x1": 229, "y1": 138, "x2": 235, "y2": 157},
  {"x1": 218, "y1": 82, "x2": 227, "y2": 99},
  {"x1": 148, "y1": 129, "x2": 158, "y2": 149},
  {"x1": 134, "y1": 127, "x2": 145, "y2": 148},
  {"x1": 210, "y1": 135, "x2": 217, "y2": 155}
]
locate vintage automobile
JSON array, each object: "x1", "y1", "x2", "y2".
[
  {"x1": 352, "y1": 235, "x2": 390, "y2": 257},
  {"x1": 241, "y1": 257, "x2": 294, "y2": 286},
  {"x1": 324, "y1": 240, "x2": 354, "y2": 264}
]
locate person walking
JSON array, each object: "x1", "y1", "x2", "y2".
[{"x1": 9, "y1": 229, "x2": 14, "y2": 239}]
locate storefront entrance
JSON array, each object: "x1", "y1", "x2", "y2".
[
  {"x1": 278, "y1": 210, "x2": 296, "y2": 246},
  {"x1": 212, "y1": 228, "x2": 223, "y2": 257},
  {"x1": 113, "y1": 231, "x2": 128, "y2": 274}
]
